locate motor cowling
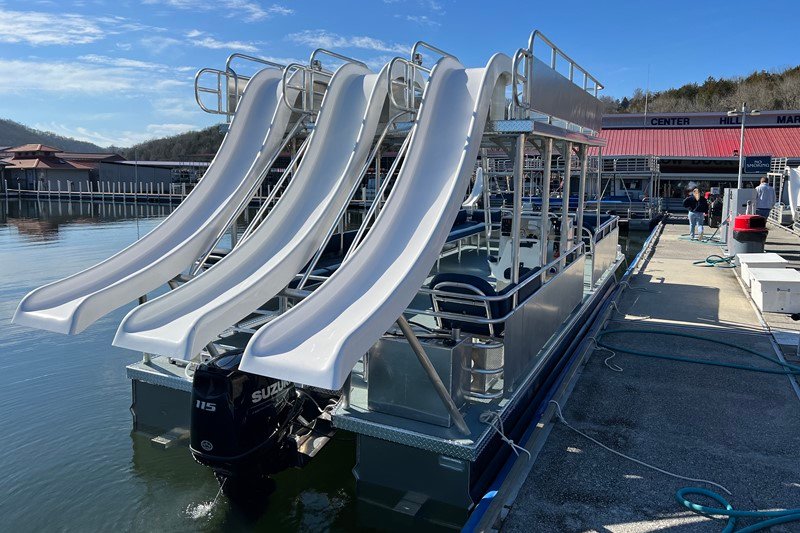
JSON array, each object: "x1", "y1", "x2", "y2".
[{"x1": 189, "y1": 350, "x2": 297, "y2": 480}]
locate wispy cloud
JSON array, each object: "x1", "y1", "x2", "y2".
[
  {"x1": 78, "y1": 54, "x2": 194, "y2": 72},
  {"x1": 186, "y1": 30, "x2": 260, "y2": 53},
  {"x1": 0, "y1": 8, "x2": 104, "y2": 46},
  {"x1": 142, "y1": 0, "x2": 293, "y2": 23},
  {"x1": 398, "y1": 14, "x2": 441, "y2": 27},
  {"x1": 0, "y1": 9, "x2": 166, "y2": 47},
  {"x1": 0, "y1": 59, "x2": 187, "y2": 95},
  {"x1": 287, "y1": 30, "x2": 409, "y2": 55},
  {"x1": 34, "y1": 121, "x2": 200, "y2": 147}
]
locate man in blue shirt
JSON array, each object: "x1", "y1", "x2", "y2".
[{"x1": 755, "y1": 177, "x2": 776, "y2": 218}]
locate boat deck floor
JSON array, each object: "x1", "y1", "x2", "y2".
[{"x1": 503, "y1": 222, "x2": 800, "y2": 532}]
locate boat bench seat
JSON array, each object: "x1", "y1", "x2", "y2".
[
  {"x1": 428, "y1": 268, "x2": 541, "y2": 337},
  {"x1": 447, "y1": 210, "x2": 485, "y2": 244}
]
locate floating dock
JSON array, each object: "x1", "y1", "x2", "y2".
[{"x1": 475, "y1": 220, "x2": 800, "y2": 532}]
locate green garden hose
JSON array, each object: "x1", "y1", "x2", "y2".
[
  {"x1": 676, "y1": 487, "x2": 800, "y2": 532},
  {"x1": 693, "y1": 254, "x2": 736, "y2": 268}
]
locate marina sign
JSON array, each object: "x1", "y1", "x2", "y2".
[{"x1": 603, "y1": 110, "x2": 800, "y2": 129}]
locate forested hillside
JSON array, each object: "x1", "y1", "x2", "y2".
[
  {"x1": 111, "y1": 125, "x2": 224, "y2": 161},
  {"x1": 0, "y1": 119, "x2": 104, "y2": 152},
  {"x1": 601, "y1": 65, "x2": 800, "y2": 114}
]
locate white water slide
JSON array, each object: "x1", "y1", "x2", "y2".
[
  {"x1": 240, "y1": 54, "x2": 512, "y2": 390},
  {"x1": 113, "y1": 62, "x2": 396, "y2": 359},
  {"x1": 787, "y1": 166, "x2": 800, "y2": 216},
  {"x1": 13, "y1": 68, "x2": 300, "y2": 334}
]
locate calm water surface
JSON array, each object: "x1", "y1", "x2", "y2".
[
  {"x1": 0, "y1": 198, "x2": 360, "y2": 532},
  {"x1": 0, "y1": 197, "x2": 650, "y2": 532}
]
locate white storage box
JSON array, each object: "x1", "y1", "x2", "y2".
[
  {"x1": 749, "y1": 268, "x2": 800, "y2": 313},
  {"x1": 738, "y1": 253, "x2": 788, "y2": 287}
]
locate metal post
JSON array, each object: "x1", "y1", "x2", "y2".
[
  {"x1": 576, "y1": 145, "x2": 588, "y2": 242},
  {"x1": 481, "y1": 152, "x2": 491, "y2": 251},
  {"x1": 540, "y1": 138, "x2": 553, "y2": 267},
  {"x1": 561, "y1": 142, "x2": 573, "y2": 251},
  {"x1": 737, "y1": 103, "x2": 746, "y2": 189},
  {"x1": 511, "y1": 134, "x2": 525, "y2": 291},
  {"x1": 396, "y1": 316, "x2": 470, "y2": 436},
  {"x1": 596, "y1": 147, "x2": 602, "y2": 230}
]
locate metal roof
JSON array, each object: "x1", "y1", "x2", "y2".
[
  {"x1": 7, "y1": 144, "x2": 61, "y2": 153},
  {"x1": 600, "y1": 126, "x2": 800, "y2": 158}
]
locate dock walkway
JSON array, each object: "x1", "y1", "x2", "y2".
[{"x1": 502, "y1": 222, "x2": 800, "y2": 532}]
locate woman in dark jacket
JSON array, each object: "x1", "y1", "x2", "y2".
[{"x1": 683, "y1": 187, "x2": 709, "y2": 240}]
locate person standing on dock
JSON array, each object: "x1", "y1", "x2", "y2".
[
  {"x1": 755, "y1": 176, "x2": 776, "y2": 218},
  {"x1": 683, "y1": 187, "x2": 708, "y2": 240}
]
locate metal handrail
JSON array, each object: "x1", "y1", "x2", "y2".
[
  {"x1": 195, "y1": 55, "x2": 285, "y2": 117},
  {"x1": 194, "y1": 67, "x2": 228, "y2": 115},
  {"x1": 387, "y1": 57, "x2": 428, "y2": 112},
  {"x1": 409, "y1": 41, "x2": 457, "y2": 64},
  {"x1": 388, "y1": 42, "x2": 455, "y2": 113},
  {"x1": 189, "y1": 119, "x2": 307, "y2": 276},
  {"x1": 309, "y1": 48, "x2": 368, "y2": 70},
  {"x1": 238, "y1": 133, "x2": 312, "y2": 243},
  {"x1": 281, "y1": 49, "x2": 367, "y2": 115},
  {"x1": 511, "y1": 30, "x2": 604, "y2": 130},
  {"x1": 297, "y1": 111, "x2": 410, "y2": 290},
  {"x1": 511, "y1": 48, "x2": 532, "y2": 110},
  {"x1": 344, "y1": 131, "x2": 413, "y2": 261},
  {"x1": 431, "y1": 280, "x2": 496, "y2": 337},
  {"x1": 225, "y1": 53, "x2": 285, "y2": 115},
  {"x1": 413, "y1": 242, "x2": 583, "y2": 310},
  {"x1": 527, "y1": 30, "x2": 604, "y2": 93}
]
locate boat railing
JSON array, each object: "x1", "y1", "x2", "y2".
[
  {"x1": 388, "y1": 41, "x2": 456, "y2": 113},
  {"x1": 409, "y1": 242, "x2": 583, "y2": 322},
  {"x1": 282, "y1": 49, "x2": 367, "y2": 115},
  {"x1": 510, "y1": 29, "x2": 604, "y2": 134},
  {"x1": 194, "y1": 54, "x2": 285, "y2": 118}
]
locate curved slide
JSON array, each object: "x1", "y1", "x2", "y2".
[
  {"x1": 13, "y1": 68, "x2": 299, "y2": 335},
  {"x1": 240, "y1": 54, "x2": 512, "y2": 390},
  {"x1": 113, "y1": 62, "x2": 395, "y2": 360},
  {"x1": 787, "y1": 166, "x2": 800, "y2": 217}
]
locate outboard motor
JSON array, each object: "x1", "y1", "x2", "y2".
[{"x1": 189, "y1": 350, "x2": 302, "y2": 496}]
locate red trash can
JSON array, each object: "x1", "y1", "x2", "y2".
[{"x1": 730, "y1": 215, "x2": 768, "y2": 258}]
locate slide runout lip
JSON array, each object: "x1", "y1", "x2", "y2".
[
  {"x1": 112, "y1": 61, "x2": 403, "y2": 360},
  {"x1": 239, "y1": 54, "x2": 513, "y2": 390}
]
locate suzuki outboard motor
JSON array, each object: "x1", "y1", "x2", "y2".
[{"x1": 190, "y1": 350, "x2": 300, "y2": 496}]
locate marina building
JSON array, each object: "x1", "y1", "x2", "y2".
[
  {"x1": 599, "y1": 110, "x2": 800, "y2": 200},
  {"x1": 1, "y1": 144, "x2": 123, "y2": 191}
]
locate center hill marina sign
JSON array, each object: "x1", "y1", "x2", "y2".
[{"x1": 603, "y1": 110, "x2": 800, "y2": 129}]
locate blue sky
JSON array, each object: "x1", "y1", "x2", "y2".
[{"x1": 1, "y1": 0, "x2": 798, "y2": 147}]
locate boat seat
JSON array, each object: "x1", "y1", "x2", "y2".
[
  {"x1": 582, "y1": 214, "x2": 615, "y2": 233},
  {"x1": 428, "y1": 268, "x2": 541, "y2": 337}
]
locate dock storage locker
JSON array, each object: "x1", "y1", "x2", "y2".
[
  {"x1": 737, "y1": 253, "x2": 789, "y2": 287},
  {"x1": 748, "y1": 268, "x2": 800, "y2": 313}
]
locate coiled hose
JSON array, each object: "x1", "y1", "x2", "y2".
[{"x1": 693, "y1": 254, "x2": 736, "y2": 268}]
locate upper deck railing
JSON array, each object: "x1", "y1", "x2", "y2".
[{"x1": 511, "y1": 30, "x2": 604, "y2": 135}]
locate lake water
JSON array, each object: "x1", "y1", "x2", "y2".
[
  {"x1": 0, "y1": 197, "x2": 649, "y2": 532},
  {"x1": 0, "y1": 198, "x2": 361, "y2": 533}
]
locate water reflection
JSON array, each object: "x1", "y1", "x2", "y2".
[{"x1": 0, "y1": 198, "x2": 176, "y2": 241}]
